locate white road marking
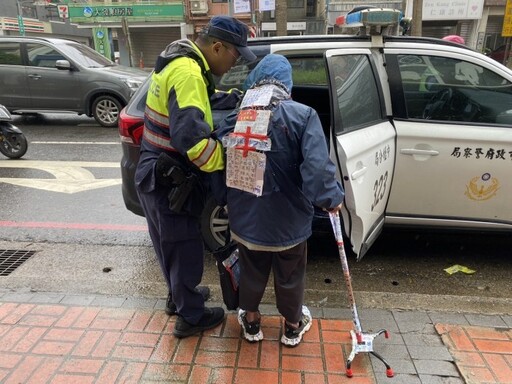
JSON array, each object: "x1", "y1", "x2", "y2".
[
  {"x1": 30, "y1": 141, "x2": 120, "y2": 145},
  {"x1": 0, "y1": 160, "x2": 121, "y2": 193}
]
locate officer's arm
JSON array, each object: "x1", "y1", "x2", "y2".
[
  {"x1": 168, "y1": 72, "x2": 224, "y2": 173},
  {"x1": 210, "y1": 88, "x2": 243, "y2": 110}
]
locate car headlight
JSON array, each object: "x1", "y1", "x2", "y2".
[{"x1": 123, "y1": 78, "x2": 143, "y2": 89}]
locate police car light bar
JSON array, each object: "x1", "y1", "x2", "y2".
[{"x1": 344, "y1": 8, "x2": 402, "y2": 28}]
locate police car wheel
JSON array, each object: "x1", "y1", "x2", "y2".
[{"x1": 200, "y1": 196, "x2": 229, "y2": 251}]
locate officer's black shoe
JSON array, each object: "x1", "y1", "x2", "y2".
[
  {"x1": 165, "y1": 286, "x2": 211, "y2": 316},
  {"x1": 173, "y1": 307, "x2": 225, "y2": 338}
]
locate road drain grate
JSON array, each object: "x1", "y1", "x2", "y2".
[{"x1": 0, "y1": 250, "x2": 37, "y2": 276}]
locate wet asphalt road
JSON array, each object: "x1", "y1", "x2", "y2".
[{"x1": 0, "y1": 113, "x2": 510, "y2": 314}]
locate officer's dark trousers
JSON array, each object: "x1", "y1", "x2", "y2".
[
  {"x1": 238, "y1": 241, "x2": 307, "y2": 324},
  {"x1": 137, "y1": 185, "x2": 205, "y2": 324}
]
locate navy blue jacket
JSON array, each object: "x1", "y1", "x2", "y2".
[{"x1": 215, "y1": 54, "x2": 344, "y2": 247}]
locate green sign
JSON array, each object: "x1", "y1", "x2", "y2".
[
  {"x1": 68, "y1": 3, "x2": 184, "y2": 23},
  {"x1": 18, "y1": 15, "x2": 25, "y2": 36},
  {"x1": 92, "y1": 27, "x2": 112, "y2": 60}
]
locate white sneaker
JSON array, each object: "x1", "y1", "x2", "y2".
[
  {"x1": 238, "y1": 309, "x2": 264, "y2": 342},
  {"x1": 280, "y1": 305, "x2": 312, "y2": 347}
]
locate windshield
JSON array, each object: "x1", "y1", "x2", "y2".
[{"x1": 57, "y1": 42, "x2": 114, "y2": 68}]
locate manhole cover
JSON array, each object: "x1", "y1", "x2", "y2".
[{"x1": 0, "y1": 250, "x2": 37, "y2": 276}]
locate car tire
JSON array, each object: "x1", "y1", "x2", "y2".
[
  {"x1": 200, "y1": 195, "x2": 229, "y2": 251},
  {"x1": 92, "y1": 95, "x2": 123, "y2": 127}
]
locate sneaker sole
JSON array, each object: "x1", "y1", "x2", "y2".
[
  {"x1": 280, "y1": 320, "x2": 312, "y2": 347},
  {"x1": 281, "y1": 307, "x2": 313, "y2": 347},
  {"x1": 237, "y1": 311, "x2": 264, "y2": 342}
]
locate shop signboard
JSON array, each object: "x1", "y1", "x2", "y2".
[
  {"x1": 92, "y1": 27, "x2": 112, "y2": 60},
  {"x1": 422, "y1": 0, "x2": 484, "y2": 21},
  {"x1": 68, "y1": 3, "x2": 184, "y2": 23}
]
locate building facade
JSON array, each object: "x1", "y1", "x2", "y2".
[
  {"x1": 0, "y1": 0, "x2": 90, "y2": 43},
  {"x1": 1, "y1": 1, "x2": 508, "y2": 68}
]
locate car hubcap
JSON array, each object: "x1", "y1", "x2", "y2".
[
  {"x1": 211, "y1": 205, "x2": 229, "y2": 246},
  {"x1": 97, "y1": 99, "x2": 119, "y2": 125}
]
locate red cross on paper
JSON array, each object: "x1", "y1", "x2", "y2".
[{"x1": 232, "y1": 126, "x2": 269, "y2": 158}]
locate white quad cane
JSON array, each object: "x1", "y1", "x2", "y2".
[{"x1": 329, "y1": 211, "x2": 394, "y2": 378}]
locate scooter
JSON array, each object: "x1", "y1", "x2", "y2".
[{"x1": 0, "y1": 104, "x2": 27, "y2": 159}]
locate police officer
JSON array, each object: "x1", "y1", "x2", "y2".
[{"x1": 135, "y1": 16, "x2": 256, "y2": 338}]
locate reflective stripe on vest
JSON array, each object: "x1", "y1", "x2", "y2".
[
  {"x1": 189, "y1": 137, "x2": 218, "y2": 168},
  {"x1": 145, "y1": 105, "x2": 168, "y2": 127},
  {"x1": 142, "y1": 126, "x2": 176, "y2": 151}
]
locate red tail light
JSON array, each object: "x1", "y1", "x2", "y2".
[{"x1": 118, "y1": 108, "x2": 144, "y2": 145}]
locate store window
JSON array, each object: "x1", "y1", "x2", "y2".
[
  {"x1": 288, "y1": 0, "x2": 304, "y2": 8},
  {"x1": 306, "y1": 0, "x2": 316, "y2": 17}
]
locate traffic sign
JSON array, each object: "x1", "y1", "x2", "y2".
[
  {"x1": 503, "y1": 0, "x2": 512, "y2": 37},
  {"x1": 17, "y1": 15, "x2": 25, "y2": 36}
]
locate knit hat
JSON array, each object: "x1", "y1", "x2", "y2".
[{"x1": 442, "y1": 35, "x2": 465, "y2": 45}]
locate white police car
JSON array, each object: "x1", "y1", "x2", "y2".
[{"x1": 120, "y1": 8, "x2": 512, "y2": 256}]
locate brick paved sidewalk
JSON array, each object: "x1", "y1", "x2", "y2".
[
  {"x1": 0, "y1": 301, "x2": 374, "y2": 384},
  {"x1": 2, "y1": 295, "x2": 512, "y2": 383},
  {"x1": 436, "y1": 324, "x2": 512, "y2": 384}
]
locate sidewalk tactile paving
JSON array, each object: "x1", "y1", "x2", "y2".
[
  {"x1": 0, "y1": 301, "x2": 376, "y2": 384},
  {"x1": 436, "y1": 323, "x2": 512, "y2": 384}
]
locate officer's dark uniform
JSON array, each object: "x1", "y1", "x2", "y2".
[{"x1": 134, "y1": 39, "x2": 238, "y2": 325}]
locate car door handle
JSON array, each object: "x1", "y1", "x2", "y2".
[
  {"x1": 351, "y1": 167, "x2": 368, "y2": 180},
  {"x1": 28, "y1": 74, "x2": 42, "y2": 80},
  {"x1": 400, "y1": 148, "x2": 439, "y2": 156}
]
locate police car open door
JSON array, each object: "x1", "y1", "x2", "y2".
[{"x1": 325, "y1": 49, "x2": 396, "y2": 260}]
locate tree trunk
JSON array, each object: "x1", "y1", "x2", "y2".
[
  {"x1": 275, "y1": 1, "x2": 287, "y2": 36},
  {"x1": 411, "y1": 0, "x2": 423, "y2": 36}
]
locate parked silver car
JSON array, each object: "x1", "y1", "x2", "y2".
[{"x1": 0, "y1": 36, "x2": 148, "y2": 127}]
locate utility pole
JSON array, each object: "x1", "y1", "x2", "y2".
[
  {"x1": 16, "y1": 0, "x2": 26, "y2": 36},
  {"x1": 275, "y1": 0, "x2": 287, "y2": 36},
  {"x1": 411, "y1": 0, "x2": 422, "y2": 36}
]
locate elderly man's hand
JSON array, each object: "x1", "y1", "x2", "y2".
[{"x1": 324, "y1": 203, "x2": 343, "y2": 213}]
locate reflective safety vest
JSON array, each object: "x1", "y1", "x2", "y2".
[{"x1": 142, "y1": 40, "x2": 224, "y2": 172}]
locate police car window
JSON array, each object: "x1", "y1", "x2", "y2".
[
  {"x1": 287, "y1": 57, "x2": 327, "y2": 85},
  {"x1": 329, "y1": 54, "x2": 382, "y2": 133},
  {"x1": 214, "y1": 56, "x2": 327, "y2": 91},
  {"x1": 398, "y1": 54, "x2": 512, "y2": 124},
  {"x1": 214, "y1": 60, "x2": 260, "y2": 91},
  {"x1": 27, "y1": 43, "x2": 65, "y2": 68},
  {"x1": 0, "y1": 42, "x2": 22, "y2": 65}
]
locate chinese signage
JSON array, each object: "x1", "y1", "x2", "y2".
[
  {"x1": 68, "y1": 4, "x2": 184, "y2": 23},
  {"x1": 423, "y1": 0, "x2": 484, "y2": 21},
  {"x1": 503, "y1": 0, "x2": 512, "y2": 37},
  {"x1": 234, "y1": 0, "x2": 251, "y2": 14},
  {"x1": 92, "y1": 27, "x2": 112, "y2": 60},
  {"x1": 259, "y1": 0, "x2": 276, "y2": 12}
]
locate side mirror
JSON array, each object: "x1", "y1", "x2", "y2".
[
  {"x1": 55, "y1": 59, "x2": 72, "y2": 70},
  {"x1": 0, "y1": 104, "x2": 12, "y2": 121}
]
